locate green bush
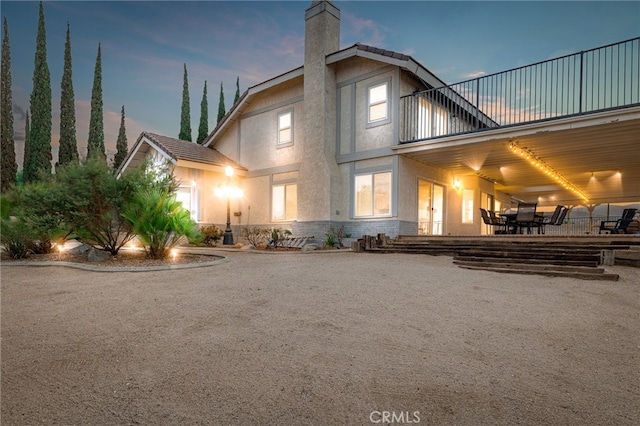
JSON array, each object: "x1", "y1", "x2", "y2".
[
  {"x1": 0, "y1": 217, "x2": 36, "y2": 259},
  {"x1": 122, "y1": 188, "x2": 200, "y2": 259},
  {"x1": 199, "y1": 225, "x2": 224, "y2": 247},
  {"x1": 54, "y1": 159, "x2": 179, "y2": 255}
]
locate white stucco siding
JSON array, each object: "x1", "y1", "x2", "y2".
[
  {"x1": 213, "y1": 121, "x2": 239, "y2": 164},
  {"x1": 397, "y1": 157, "x2": 452, "y2": 225},
  {"x1": 239, "y1": 101, "x2": 304, "y2": 171},
  {"x1": 239, "y1": 175, "x2": 272, "y2": 226},
  {"x1": 338, "y1": 85, "x2": 352, "y2": 155},
  {"x1": 354, "y1": 71, "x2": 395, "y2": 152}
]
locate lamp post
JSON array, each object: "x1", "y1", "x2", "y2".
[{"x1": 216, "y1": 166, "x2": 242, "y2": 246}]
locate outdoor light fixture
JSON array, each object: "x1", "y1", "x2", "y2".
[
  {"x1": 215, "y1": 166, "x2": 244, "y2": 245},
  {"x1": 508, "y1": 141, "x2": 589, "y2": 202}
]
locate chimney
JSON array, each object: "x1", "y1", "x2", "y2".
[{"x1": 298, "y1": 1, "x2": 341, "y2": 227}]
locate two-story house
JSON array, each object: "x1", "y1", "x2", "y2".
[
  {"x1": 119, "y1": 1, "x2": 640, "y2": 240},
  {"x1": 120, "y1": 0, "x2": 502, "y2": 239}
]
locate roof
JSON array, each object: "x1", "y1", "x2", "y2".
[
  {"x1": 203, "y1": 42, "x2": 444, "y2": 147},
  {"x1": 143, "y1": 132, "x2": 243, "y2": 168},
  {"x1": 353, "y1": 43, "x2": 413, "y2": 62},
  {"x1": 118, "y1": 132, "x2": 246, "y2": 176}
]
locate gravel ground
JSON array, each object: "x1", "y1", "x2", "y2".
[{"x1": 1, "y1": 251, "x2": 639, "y2": 425}]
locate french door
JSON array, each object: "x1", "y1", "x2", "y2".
[{"x1": 418, "y1": 179, "x2": 444, "y2": 235}]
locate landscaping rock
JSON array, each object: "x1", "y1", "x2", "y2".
[
  {"x1": 87, "y1": 248, "x2": 111, "y2": 262},
  {"x1": 301, "y1": 243, "x2": 318, "y2": 252}
]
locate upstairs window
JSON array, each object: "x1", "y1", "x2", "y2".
[
  {"x1": 368, "y1": 81, "x2": 389, "y2": 125},
  {"x1": 277, "y1": 110, "x2": 293, "y2": 146}
]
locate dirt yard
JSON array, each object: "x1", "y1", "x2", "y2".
[{"x1": 2, "y1": 251, "x2": 639, "y2": 425}]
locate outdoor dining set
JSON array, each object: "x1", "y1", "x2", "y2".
[
  {"x1": 481, "y1": 204, "x2": 638, "y2": 235},
  {"x1": 480, "y1": 203, "x2": 567, "y2": 235}
]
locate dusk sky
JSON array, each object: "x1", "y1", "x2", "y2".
[{"x1": 2, "y1": 1, "x2": 639, "y2": 166}]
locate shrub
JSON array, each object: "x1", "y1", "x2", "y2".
[
  {"x1": 8, "y1": 180, "x2": 67, "y2": 254},
  {"x1": 267, "y1": 228, "x2": 292, "y2": 249},
  {"x1": 55, "y1": 159, "x2": 179, "y2": 255},
  {"x1": 324, "y1": 224, "x2": 350, "y2": 248},
  {"x1": 0, "y1": 217, "x2": 36, "y2": 259},
  {"x1": 200, "y1": 225, "x2": 224, "y2": 247},
  {"x1": 122, "y1": 188, "x2": 200, "y2": 259},
  {"x1": 241, "y1": 226, "x2": 270, "y2": 248}
]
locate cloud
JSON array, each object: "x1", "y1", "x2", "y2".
[
  {"x1": 463, "y1": 71, "x2": 488, "y2": 79},
  {"x1": 342, "y1": 11, "x2": 387, "y2": 47}
]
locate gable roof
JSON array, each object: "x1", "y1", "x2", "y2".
[
  {"x1": 118, "y1": 132, "x2": 246, "y2": 176},
  {"x1": 203, "y1": 42, "x2": 443, "y2": 148}
]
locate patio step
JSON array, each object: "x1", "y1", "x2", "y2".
[
  {"x1": 453, "y1": 255, "x2": 599, "y2": 268},
  {"x1": 455, "y1": 263, "x2": 619, "y2": 281},
  {"x1": 359, "y1": 234, "x2": 634, "y2": 280}
]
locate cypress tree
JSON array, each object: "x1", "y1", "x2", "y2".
[
  {"x1": 196, "y1": 81, "x2": 208, "y2": 144},
  {"x1": 87, "y1": 43, "x2": 105, "y2": 161},
  {"x1": 24, "y1": 1, "x2": 52, "y2": 183},
  {"x1": 23, "y1": 110, "x2": 30, "y2": 177},
  {"x1": 57, "y1": 22, "x2": 78, "y2": 167},
  {"x1": 234, "y1": 76, "x2": 240, "y2": 104},
  {"x1": 217, "y1": 81, "x2": 225, "y2": 124},
  {"x1": 179, "y1": 63, "x2": 191, "y2": 141},
  {"x1": 113, "y1": 105, "x2": 128, "y2": 170},
  {"x1": 1, "y1": 17, "x2": 17, "y2": 191}
]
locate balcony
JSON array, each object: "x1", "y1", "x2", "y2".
[{"x1": 400, "y1": 37, "x2": 640, "y2": 143}]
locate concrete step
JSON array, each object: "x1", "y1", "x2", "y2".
[
  {"x1": 453, "y1": 259, "x2": 604, "y2": 273},
  {"x1": 456, "y1": 264, "x2": 619, "y2": 281},
  {"x1": 453, "y1": 255, "x2": 598, "y2": 267}
]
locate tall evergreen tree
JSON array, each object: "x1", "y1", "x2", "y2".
[
  {"x1": 23, "y1": 110, "x2": 30, "y2": 178},
  {"x1": 179, "y1": 63, "x2": 192, "y2": 141},
  {"x1": 57, "y1": 22, "x2": 78, "y2": 167},
  {"x1": 1, "y1": 17, "x2": 17, "y2": 191},
  {"x1": 196, "y1": 81, "x2": 208, "y2": 144},
  {"x1": 217, "y1": 81, "x2": 225, "y2": 124},
  {"x1": 87, "y1": 43, "x2": 105, "y2": 161},
  {"x1": 24, "y1": 1, "x2": 52, "y2": 183},
  {"x1": 113, "y1": 105, "x2": 128, "y2": 170},
  {"x1": 234, "y1": 76, "x2": 240, "y2": 104}
]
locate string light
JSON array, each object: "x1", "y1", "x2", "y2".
[{"x1": 508, "y1": 141, "x2": 589, "y2": 202}]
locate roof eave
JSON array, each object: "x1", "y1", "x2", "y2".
[{"x1": 204, "y1": 66, "x2": 304, "y2": 147}]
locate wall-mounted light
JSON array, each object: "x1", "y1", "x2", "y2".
[
  {"x1": 453, "y1": 178, "x2": 462, "y2": 190},
  {"x1": 508, "y1": 141, "x2": 589, "y2": 202}
]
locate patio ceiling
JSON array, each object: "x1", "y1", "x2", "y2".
[{"x1": 394, "y1": 107, "x2": 640, "y2": 207}]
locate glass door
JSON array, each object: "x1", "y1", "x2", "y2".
[{"x1": 418, "y1": 179, "x2": 445, "y2": 235}]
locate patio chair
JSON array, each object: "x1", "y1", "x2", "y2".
[
  {"x1": 514, "y1": 202, "x2": 541, "y2": 234},
  {"x1": 599, "y1": 208, "x2": 638, "y2": 234},
  {"x1": 537, "y1": 205, "x2": 564, "y2": 234},
  {"x1": 480, "y1": 208, "x2": 508, "y2": 234}
]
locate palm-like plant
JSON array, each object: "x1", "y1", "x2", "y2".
[{"x1": 122, "y1": 188, "x2": 200, "y2": 259}]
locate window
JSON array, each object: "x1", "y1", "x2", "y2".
[
  {"x1": 176, "y1": 185, "x2": 198, "y2": 221},
  {"x1": 272, "y1": 183, "x2": 297, "y2": 221},
  {"x1": 368, "y1": 82, "x2": 389, "y2": 124},
  {"x1": 277, "y1": 110, "x2": 293, "y2": 146},
  {"x1": 355, "y1": 171, "x2": 391, "y2": 217},
  {"x1": 462, "y1": 189, "x2": 474, "y2": 224},
  {"x1": 417, "y1": 98, "x2": 449, "y2": 138}
]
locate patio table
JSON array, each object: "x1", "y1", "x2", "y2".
[{"x1": 500, "y1": 212, "x2": 545, "y2": 234}]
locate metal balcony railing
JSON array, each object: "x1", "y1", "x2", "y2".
[{"x1": 400, "y1": 37, "x2": 640, "y2": 143}]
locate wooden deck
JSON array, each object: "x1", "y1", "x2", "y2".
[{"x1": 357, "y1": 234, "x2": 640, "y2": 281}]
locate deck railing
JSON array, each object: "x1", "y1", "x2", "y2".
[{"x1": 400, "y1": 37, "x2": 640, "y2": 143}]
